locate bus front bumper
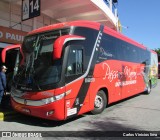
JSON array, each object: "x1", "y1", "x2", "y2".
[{"x1": 11, "y1": 97, "x2": 65, "y2": 120}]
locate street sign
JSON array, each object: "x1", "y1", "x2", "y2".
[{"x1": 22, "y1": 0, "x2": 40, "y2": 21}]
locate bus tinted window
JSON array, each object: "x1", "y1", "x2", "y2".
[
  {"x1": 98, "y1": 33, "x2": 150, "y2": 64},
  {"x1": 119, "y1": 43, "x2": 128, "y2": 61},
  {"x1": 73, "y1": 27, "x2": 98, "y2": 71},
  {"x1": 98, "y1": 35, "x2": 116, "y2": 61},
  {"x1": 66, "y1": 48, "x2": 83, "y2": 76}
]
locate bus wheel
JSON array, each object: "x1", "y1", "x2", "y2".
[
  {"x1": 91, "y1": 90, "x2": 107, "y2": 114},
  {"x1": 146, "y1": 81, "x2": 151, "y2": 94}
]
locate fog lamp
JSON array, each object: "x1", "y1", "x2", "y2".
[{"x1": 46, "y1": 110, "x2": 54, "y2": 116}]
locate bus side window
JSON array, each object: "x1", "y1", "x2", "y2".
[
  {"x1": 98, "y1": 36, "x2": 116, "y2": 62},
  {"x1": 66, "y1": 49, "x2": 83, "y2": 76}
]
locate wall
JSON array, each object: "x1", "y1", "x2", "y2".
[{"x1": 0, "y1": 1, "x2": 58, "y2": 33}]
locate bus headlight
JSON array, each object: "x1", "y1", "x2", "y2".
[
  {"x1": 42, "y1": 97, "x2": 55, "y2": 104},
  {"x1": 55, "y1": 93, "x2": 65, "y2": 100},
  {"x1": 42, "y1": 93, "x2": 65, "y2": 105}
]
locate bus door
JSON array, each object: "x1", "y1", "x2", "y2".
[
  {"x1": 64, "y1": 44, "x2": 90, "y2": 118},
  {"x1": 1, "y1": 45, "x2": 21, "y2": 92},
  {"x1": 53, "y1": 35, "x2": 87, "y2": 118}
]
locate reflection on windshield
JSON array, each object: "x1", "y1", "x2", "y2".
[{"x1": 13, "y1": 28, "x2": 70, "y2": 91}]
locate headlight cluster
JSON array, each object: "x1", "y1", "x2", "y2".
[{"x1": 42, "y1": 93, "x2": 65, "y2": 105}]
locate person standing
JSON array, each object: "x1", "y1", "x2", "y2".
[{"x1": 0, "y1": 65, "x2": 7, "y2": 107}]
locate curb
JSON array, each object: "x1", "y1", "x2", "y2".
[
  {"x1": 0, "y1": 112, "x2": 4, "y2": 121},
  {"x1": 0, "y1": 110, "x2": 18, "y2": 121}
]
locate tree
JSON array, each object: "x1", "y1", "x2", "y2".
[{"x1": 153, "y1": 48, "x2": 160, "y2": 55}]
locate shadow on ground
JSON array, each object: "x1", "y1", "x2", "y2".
[
  {"x1": 0, "y1": 92, "x2": 148, "y2": 128},
  {"x1": 1, "y1": 92, "x2": 159, "y2": 139}
]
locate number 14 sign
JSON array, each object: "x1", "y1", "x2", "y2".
[{"x1": 22, "y1": 0, "x2": 40, "y2": 21}]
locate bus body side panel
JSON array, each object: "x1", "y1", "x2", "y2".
[
  {"x1": 88, "y1": 60, "x2": 146, "y2": 109},
  {"x1": 64, "y1": 78, "x2": 87, "y2": 119}
]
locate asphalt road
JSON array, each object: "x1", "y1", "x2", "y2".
[{"x1": 0, "y1": 80, "x2": 160, "y2": 139}]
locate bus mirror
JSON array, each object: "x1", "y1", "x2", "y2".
[
  {"x1": 1, "y1": 44, "x2": 21, "y2": 63},
  {"x1": 53, "y1": 35, "x2": 85, "y2": 60}
]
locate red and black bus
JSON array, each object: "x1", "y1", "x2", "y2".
[{"x1": 2, "y1": 21, "x2": 158, "y2": 120}]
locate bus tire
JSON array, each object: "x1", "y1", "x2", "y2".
[
  {"x1": 146, "y1": 81, "x2": 151, "y2": 94},
  {"x1": 91, "y1": 90, "x2": 107, "y2": 115}
]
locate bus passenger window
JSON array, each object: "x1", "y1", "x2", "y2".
[
  {"x1": 66, "y1": 49, "x2": 83, "y2": 76},
  {"x1": 98, "y1": 40, "x2": 116, "y2": 61}
]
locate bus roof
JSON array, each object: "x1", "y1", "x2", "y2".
[
  {"x1": 28, "y1": 20, "x2": 147, "y2": 50},
  {"x1": 28, "y1": 20, "x2": 100, "y2": 35}
]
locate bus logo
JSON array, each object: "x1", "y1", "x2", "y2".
[{"x1": 24, "y1": 99, "x2": 27, "y2": 105}]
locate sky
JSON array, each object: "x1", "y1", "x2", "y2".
[{"x1": 117, "y1": 0, "x2": 160, "y2": 50}]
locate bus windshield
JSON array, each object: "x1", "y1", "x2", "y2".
[{"x1": 13, "y1": 28, "x2": 70, "y2": 91}]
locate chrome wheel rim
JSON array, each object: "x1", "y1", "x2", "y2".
[{"x1": 95, "y1": 95, "x2": 103, "y2": 109}]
